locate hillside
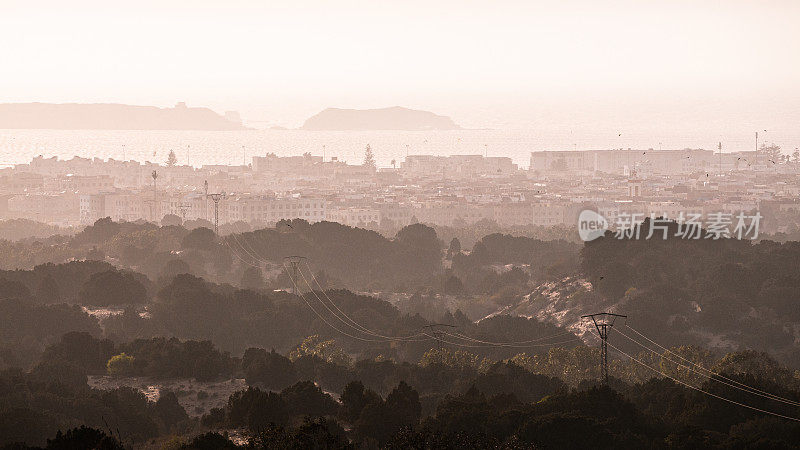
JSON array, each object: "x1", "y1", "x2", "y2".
[
  {"x1": 0, "y1": 102, "x2": 247, "y2": 130},
  {"x1": 301, "y1": 106, "x2": 460, "y2": 130}
]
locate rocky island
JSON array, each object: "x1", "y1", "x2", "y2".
[{"x1": 0, "y1": 102, "x2": 247, "y2": 130}]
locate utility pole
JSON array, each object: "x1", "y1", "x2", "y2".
[
  {"x1": 151, "y1": 170, "x2": 159, "y2": 221},
  {"x1": 581, "y1": 312, "x2": 627, "y2": 384},
  {"x1": 178, "y1": 202, "x2": 191, "y2": 222},
  {"x1": 283, "y1": 256, "x2": 307, "y2": 295},
  {"x1": 206, "y1": 192, "x2": 225, "y2": 234},
  {"x1": 204, "y1": 180, "x2": 209, "y2": 221}
]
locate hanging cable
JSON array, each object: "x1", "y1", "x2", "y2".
[
  {"x1": 445, "y1": 330, "x2": 580, "y2": 347},
  {"x1": 228, "y1": 224, "x2": 579, "y2": 348},
  {"x1": 227, "y1": 232, "x2": 431, "y2": 343},
  {"x1": 284, "y1": 262, "x2": 434, "y2": 344},
  {"x1": 222, "y1": 237, "x2": 265, "y2": 269},
  {"x1": 428, "y1": 331, "x2": 583, "y2": 349},
  {"x1": 296, "y1": 264, "x2": 428, "y2": 342},
  {"x1": 227, "y1": 222, "x2": 270, "y2": 267},
  {"x1": 281, "y1": 261, "x2": 391, "y2": 343},
  {"x1": 304, "y1": 260, "x2": 578, "y2": 347},
  {"x1": 607, "y1": 340, "x2": 800, "y2": 422},
  {"x1": 622, "y1": 324, "x2": 800, "y2": 407}
]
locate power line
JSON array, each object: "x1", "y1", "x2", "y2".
[
  {"x1": 607, "y1": 340, "x2": 800, "y2": 422},
  {"x1": 425, "y1": 332, "x2": 580, "y2": 349},
  {"x1": 285, "y1": 261, "x2": 432, "y2": 343},
  {"x1": 301, "y1": 260, "x2": 578, "y2": 347},
  {"x1": 284, "y1": 256, "x2": 306, "y2": 296},
  {"x1": 222, "y1": 229, "x2": 406, "y2": 341},
  {"x1": 225, "y1": 225, "x2": 587, "y2": 349},
  {"x1": 229, "y1": 221, "x2": 268, "y2": 263},
  {"x1": 298, "y1": 263, "x2": 427, "y2": 342},
  {"x1": 423, "y1": 331, "x2": 581, "y2": 349},
  {"x1": 281, "y1": 261, "x2": 395, "y2": 343},
  {"x1": 222, "y1": 237, "x2": 265, "y2": 269},
  {"x1": 224, "y1": 241, "x2": 428, "y2": 343},
  {"x1": 446, "y1": 330, "x2": 579, "y2": 346},
  {"x1": 620, "y1": 325, "x2": 800, "y2": 407}
]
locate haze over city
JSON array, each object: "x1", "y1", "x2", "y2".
[
  {"x1": 2, "y1": 1, "x2": 800, "y2": 449},
  {"x1": 3, "y1": 0, "x2": 800, "y2": 138}
]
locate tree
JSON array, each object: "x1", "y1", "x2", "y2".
[
  {"x1": 385, "y1": 381, "x2": 421, "y2": 428},
  {"x1": 46, "y1": 426, "x2": 124, "y2": 450},
  {"x1": 280, "y1": 380, "x2": 338, "y2": 417},
  {"x1": 42, "y1": 331, "x2": 115, "y2": 373},
  {"x1": 79, "y1": 270, "x2": 148, "y2": 306},
  {"x1": 166, "y1": 149, "x2": 178, "y2": 167},
  {"x1": 86, "y1": 246, "x2": 105, "y2": 261},
  {"x1": 182, "y1": 432, "x2": 238, "y2": 449},
  {"x1": 241, "y1": 266, "x2": 264, "y2": 290},
  {"x1": 0, "y1": 279, "x2": 31, "y2": 300},
  {"x1": 444, "y1": 274, "x2": 464, "y2": 294},
  {"x1": 227, "y1": 387, "x2": 289, "y2": 430},
  {"x1": 161, "y1": 213, "x2": 182, "y2": 227},
  {"x1": 759, "y1": 143, "x2": 781, "y2": 162},
  {"x1": 289, "y1": 335, "x2": 352, "y2": 367},
  {"x1": 181, "y1": 227, "x2": 216, "y2": 251},
  {"x1": 447, "y1": 237, "x2": 462, "y2": 259},
  {"x1": 396, "y1": 223, "x2": 440, "y2": 251},
  {"x1": 154, "y1": 390, "x2": 189, "y2": 430},
  {"x1": 340, "y1": 380, "x2": 382, "y2": 423},
  {"x1": 160, "y1": 259, "x2": 192, "y2": 282},
  {"x1": 106, "y1": 352, "x2": 135, "y2": 375},
  {"x1": 363, "y1": 144, "x2": 376, "y2": 171},
  {"x1": 35, "y1": 274, "x2": 61, "y2": 303},
  {"x1": 242, "y1": 348, "x2": 297, "y2": 390}
]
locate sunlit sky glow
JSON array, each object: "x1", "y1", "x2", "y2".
[{"x1": 2, "y1": 0, "x2": 799, "y2": 134}]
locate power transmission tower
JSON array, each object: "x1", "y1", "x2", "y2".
[
  {"x1": 178, "y1": 202, "x2": 191, "y2": 222},
  {"x1": 206, "y1": 192, "x2": 225, "y2": 234},
  {"x1": 283, "y1": 256, "x2": 307, "y2": 295},
  {"x1": 581, "y1": 312, "x2": 627, "y2": 384}
]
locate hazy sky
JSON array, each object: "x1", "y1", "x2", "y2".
[{"x1": 2, "y1": 0, "x2": 800, "y2": 131}]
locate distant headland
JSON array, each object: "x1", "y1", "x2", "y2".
[
  {"x1": 0, "y1": 102, "x2": 248, "y2": 130},
  {"x1": 301, "y1": 106, "x2": 460, "y2": 131}
]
